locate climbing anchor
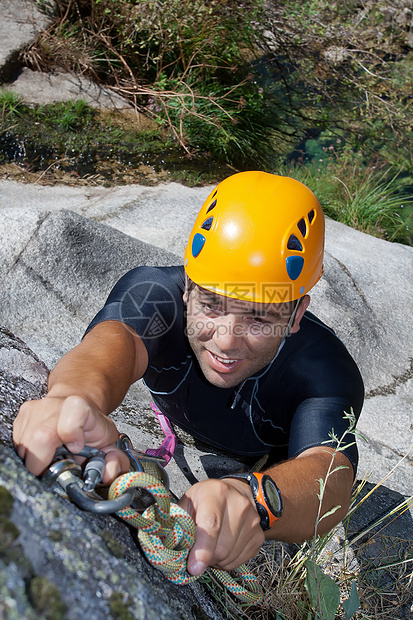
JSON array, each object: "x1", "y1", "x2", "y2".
[{"x1": 42, "y1": 434, "x2": 263, "y2": 605}]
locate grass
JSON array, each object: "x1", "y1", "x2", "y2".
[
  {"x1": 25, "y1": 0, "x2": 413, "y2": 176},
  {"x1": 0, "y1": 86, "x2": 412, "y2": 245},
  {"x1": 0, "y1": 90, "x2": 226, "y2": 187},
  {"x1": 279, "y1": 155, "x2": 413, "y2": 246}
]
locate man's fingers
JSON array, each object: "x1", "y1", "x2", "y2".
[
  {"x1": 181, "y1": 480, "x2": 237, "y2": 576},
  {"x1": 101, "y1": 446, "x2": 130, "y2": 484},
  {"x1": 19, "y1": 424, "x2": 62, "y2": 476},
  {"x1": 13, "y1": 400, "x2": 62, "y2": 476},
  {"x1": 13, "y1": 394, "x2": 122, "y2": 478},
  {"x1": 180, "y1": 479, "x2": 265, "y2": 575},
  {"x1": 179, "y1": 482, "x2": 226, "y2": 576},
  {"x1": 56, "y1": 395, "x2": 95, "y2": 451},
  {"x1": 187, "y1": 523, "x2": 219, "y2": 576}
]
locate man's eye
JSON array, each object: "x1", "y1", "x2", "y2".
[
  {"x1": 200, "y1": 301, "x2": 223, "y2": 314},
  {"x1": 247, "y1": 313, "x2": 268, "y2": 324},
  {"x1": 252, "y1": 316, "x2": 267, "y2": 323}
]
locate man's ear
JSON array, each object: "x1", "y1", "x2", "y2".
[{"x1": 290, "y1": 295, "x2": 310, "y2": 334}]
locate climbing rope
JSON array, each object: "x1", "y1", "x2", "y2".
[
  {"x1": 45, "y1": 427, "x2": 263, "y2": 606},
  {"x1": 109, "y1": 471, "x2": 263, "y2": 605}
]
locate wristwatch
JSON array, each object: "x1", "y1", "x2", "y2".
[{"x1": 221, "y1": 472, "x2": 283, "y2": 531}]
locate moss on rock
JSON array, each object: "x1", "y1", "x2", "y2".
[
  {"x1": 0, "y1": 486, "x2": 14, "y2": 517},
  {"x1": 28, "y1": 576, "x2": 68, "y2": 620},
  {"x1": 101, "y1": 530, "x2": 127, "y2": 558},
  {"x1": 109, "y1": 591, "x2": 135, "y2": 620},
  {"x1": 0, "y1": 516, "x2": 19, "y2": 554}
]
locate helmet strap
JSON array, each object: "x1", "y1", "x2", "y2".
[{"x1": 282, "y1": 298, "x2": 302, "y2": 340}]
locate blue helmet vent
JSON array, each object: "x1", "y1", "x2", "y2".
[
  {"x1": 308, "y1": 209, "x2": 315, "y2": 224},
  {"x1": 192, "y1": 233, "x2": 206, "y2": 257},
  {"x1": 286, "y1": 255, "x2": 304, "y2": 281},
  {"x1": 201, "y1": 217, "x2": 213, "y2": 231}
]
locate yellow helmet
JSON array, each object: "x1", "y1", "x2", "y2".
[{"x1": 184, "y1": 171, "x2": 325, "y2": 303}]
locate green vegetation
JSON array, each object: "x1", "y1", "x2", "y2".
[
  {"x1": 0, "y1": 93, "x2": 225, "y2": 186},
  {"x1": 281, "y1": 156, "x2": 413, "y2": 245},
  {"x1": 0, "y1": 516, "x2": 20, "y2": 554},
  {"x1": 1, "y1": 0, "x2": 412, "y2": 243},
  {"x1": 0, "y1": 486, "x2": 14, "y2": 517},
  {"x1": 109, "y1": 591, "x2": 135, "y2": 620},
  {"x1": 26, "y1": 0, "x2": 413, "y2": 166}
]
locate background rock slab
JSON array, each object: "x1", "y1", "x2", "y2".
[
  {"x1": 0, "y1": 0, "x2": 53, "y2": 83},
  {"x1": 0, "y1": 179, "x2": 412, "y2": 494}
]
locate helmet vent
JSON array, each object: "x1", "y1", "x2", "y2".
[
  {"x1": 297, "y1": 218, "x2": 307, "y2": 237},
  {"x1": 201, "y1": 217, "x2": 213, "y2": 231},
  {"x1": 287, "y1": 234, "x2": 303, "y2": 252},
  {"x1": 192, "y1": 233, "x2": 206, "y2": 257},
  {"x1": 308, "y1": 209, "x2": 315, "y2": 224},
  {"x1": 206, "y1": 199, "x2": 217, "y2": 214},
  {"x1": 286, "y1": 256, "x2": 304, "y2": 281}
]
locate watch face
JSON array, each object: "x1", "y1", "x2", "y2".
[{"x1": 263, "y1": 477, "x2": 282, "y2": 515}]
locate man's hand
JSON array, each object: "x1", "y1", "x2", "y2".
[
  {"x1": 178, "y1": 478, "x2": 265, "y2": 576},
  {"x1": 13, "y1": 395, "x2": 130, "y2": 483}
]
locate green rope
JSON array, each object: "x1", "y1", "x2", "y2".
[{"x1": 109, "y1": 471, "x2": 263, "y2": 605}]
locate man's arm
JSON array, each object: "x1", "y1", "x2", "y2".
[
  {"x1": 179, "y1": 446, "x2": 353, "y2": 575},
  {"x1": 264, "y1": 446, "x2": 353, "y2": 541},
  {"x1": 13, "y1": 320, "x2": 148, "y2": 480}
]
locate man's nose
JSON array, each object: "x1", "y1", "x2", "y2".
[{"x1": 212, "y1": 313, "x2": 245, "y2": 349}]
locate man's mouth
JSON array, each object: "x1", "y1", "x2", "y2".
[
  {"x1": 207, "y1": 351, "x2": 243, "y2": 372},
  {"x1": 214, "y1": 354, "x2": 237, "y2": 364}
]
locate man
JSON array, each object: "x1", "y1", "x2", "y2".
[{"x1": 13, "y1": 171, "x2": 364, "y2": 578}]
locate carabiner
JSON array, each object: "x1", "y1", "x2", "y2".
[{"x1": 43, "y1": 447, "x2": 136, "y2": 514}]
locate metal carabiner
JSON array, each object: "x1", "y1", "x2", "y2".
[
  {"x1": 43, "y1": 435, "x2": 172, "y2": 514},
  {"x1": 43, "y1": 447, "x2": 136, "y2": 514}
]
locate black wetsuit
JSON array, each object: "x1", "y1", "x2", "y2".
[{"x1": 87, "y1": 266, "x2": 364, "y2": 472}]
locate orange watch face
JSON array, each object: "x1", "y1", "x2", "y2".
[{"x1": 254, "y1": 472, "x2": 282, "y2": 528}]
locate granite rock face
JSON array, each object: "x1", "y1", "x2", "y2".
[
  {"x1": 0, "y1": 326, "x2": 48, "y2": 446},
  {"x1": 0, "y1": 329, "x2": 226, "y2": 620}
]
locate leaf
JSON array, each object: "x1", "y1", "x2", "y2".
[
  {"x1": 329, "y1": 465, "x2": 349, "y2": 474},
  {"x1": 318, "y1": 504, "x2": 341, "y2": 523},
  {"x1": 305, "y1": 560, "x2": 340, "y2": 620},
  {"x1": 317, "y1": 477, "x2": 325, "y2": 501},
  {"x1": 342, "y1": 581, "x2": 360, "y2": 619}
]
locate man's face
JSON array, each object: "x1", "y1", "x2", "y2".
[{"x1": 184, "y1": 284, "x2": 304, "y2": 389}]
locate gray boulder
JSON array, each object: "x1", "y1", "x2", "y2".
[
  {"x1": 0, "y1": 179, "x2": 411, "y2": 494},
  {"x1": 0, "y1": 329, "x2": 228, "y2": 620},
  {"x1": 0, "y1": 326, "x2": 48, "y2": 446},
  {"x1": 0, "y1": 207, "x2": 177, "y2": 365},
  {"x1": 0, "y1": 0, "x2": 132, "y2": 110},
  {"x1": 8, "y1": 66, "x2": 134, "y2": 110},
  {"x1": 0, "y1": 0, "x2": 53, "y2": 83}
]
